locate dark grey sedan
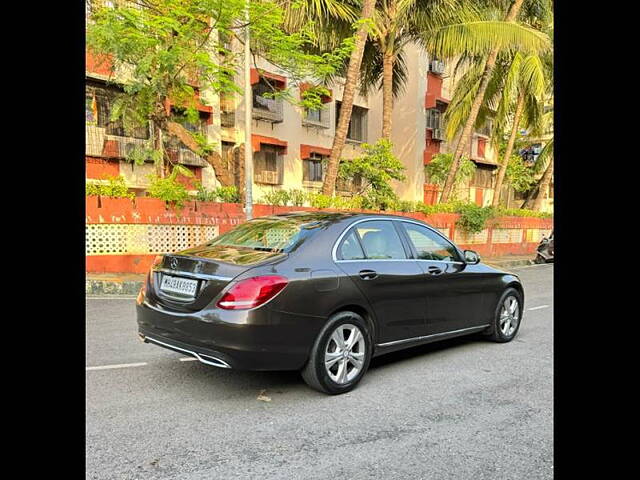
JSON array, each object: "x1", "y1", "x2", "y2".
[{"x1": 136, "y1": 212, "x2": 524, "y2": 394}]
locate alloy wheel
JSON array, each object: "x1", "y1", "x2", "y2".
[
  {"x1": 499, "y1": 296, "x2": 520, "y2": 337},
  {"x1": 324, "y1": 323, "x2": 365, "y2": 385}
]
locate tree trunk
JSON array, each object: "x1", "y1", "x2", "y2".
[
  {"x1": 382, "y1": 48, "x2": 394, "y2": 139},
  {"x1": 439, "y1": 0, "x2": 525, "y2": 203},
  {"x1": 492, "y1": 91, "x2": 525, "y2": 207},
  {"x1": 321, "y1": 0, "x2": 376, "y2": 196},
  {"x1": 166, "y1": 121, "x2": 234, "y2": 186},
  {"x1": 522, "y1": 183, "x2": 539, "y2": 209},
  {"x1": 152, "y1": 121, "x2": 165, "y2": 178},
  {"x1": 532, "y1": 157, "x2": 553, "y2": 211}
]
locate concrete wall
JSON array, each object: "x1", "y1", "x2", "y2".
[{"x1": 86, "y1": 196, "x2": 553, "y2": 274}]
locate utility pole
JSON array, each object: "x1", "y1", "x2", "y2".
[{"x1": 243, "y1": 0, "x2": 253, "y2": 220}]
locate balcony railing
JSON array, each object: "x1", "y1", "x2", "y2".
[{"x1": 252, "y1": 96, "x2": 283, "y2": 123}]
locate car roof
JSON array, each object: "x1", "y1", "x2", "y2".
[{"x1": 266, "y1": 211, "x2": 428, "y2": 224}]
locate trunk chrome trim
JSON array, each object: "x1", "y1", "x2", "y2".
[
  {"x1": 143, "y1": 335, "x2": 232, "y2": 369},
  {"x1": 376, "y1": 325, "x2": 490, "y2": 348},
  {"x1": 153, "y1": 268, "x2": 233, "y2": 282}
]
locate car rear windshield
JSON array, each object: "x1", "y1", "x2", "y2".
[{"x1": 208, "y1": 218, "x2": 322, "y2": 252}]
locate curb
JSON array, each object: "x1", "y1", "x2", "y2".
[
  {"x1": 484, "y1": 259, "x2": 534, "y2": 269},
  {"x1": 86, "y1": 279, "x2": 143, "y2": 296}
]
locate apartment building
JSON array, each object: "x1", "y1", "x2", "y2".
[{"x1": 85, "y1": 31, "x2": 501, "y2": 206}]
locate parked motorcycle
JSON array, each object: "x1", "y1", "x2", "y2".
[{"x1": 534, "y1": 230, "x2": 554, "y2": 264}]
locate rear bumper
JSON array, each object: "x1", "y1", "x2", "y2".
[{"x1": 136, "y1": 301, "x2": 325, "y2": 371}]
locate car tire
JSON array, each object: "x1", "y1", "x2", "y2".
[
  {"x1": 485, "y1": 287, "x2": 523, "y2": 343},
  {"x1": 301, "y1": 311, "x2": 372, "y2": 395}
]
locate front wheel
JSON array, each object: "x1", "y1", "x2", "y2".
[
  {"x1": 301, "y1": 311, "x2": 372, "y2": 395},
  {"x1": 486, "y1": 288, "x2": 523, "y2": 343}
]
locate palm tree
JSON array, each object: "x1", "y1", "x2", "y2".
[
  {"x1": 491, "y1": 51, "x2": 549, "y2": 205},
  {"x1": 318, "y1": 0, "x2": 377, "y2": 196},
  {"x1": 433, "y1": 0, "x2": 552, "y2": 202}
]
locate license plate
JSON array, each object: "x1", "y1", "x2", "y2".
[{"x1": 160, "y1": 275, "x2": 198, "y2": 297}]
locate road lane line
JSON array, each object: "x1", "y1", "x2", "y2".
[
  {"x1": 86, "y1": 362, "x2": 148, "y2": 371},
  {"x1": 179, "y1": 357, "x2": 198, "y2": 362},
  {"x1": 528, "y1": 305, "x2": 550, "y2": 311}
]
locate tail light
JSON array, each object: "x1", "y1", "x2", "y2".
[
  {"x1": 152, "y1": 255, "x2": 164, "y2": 268},
  {"x1": 216, "y1": 275, "x2": 288, "y2": 310}
]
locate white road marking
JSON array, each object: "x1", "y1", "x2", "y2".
[
  {"x1": 86, "y1": 362, "x2": 148, "y2": 371},
  {"x1": 179, "y1": 357, "x2": 198, "y2": 362},
  {"x1": 528, "y1": 305, "x2": 550, "y2": 311}
]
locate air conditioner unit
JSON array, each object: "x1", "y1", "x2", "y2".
[
  {"x1": 430, "y1": 60, "x2": 446, "y2": 75},
  {"x1": 257, "y1": 170, "x2": 279, "y2": 184},
  {"x1": 432, "y1": 128, "x2": 445, "y2": 141}
]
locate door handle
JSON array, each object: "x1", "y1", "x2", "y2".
[
  {"x1": 427, "y1": 266, "x2": 443, "y2": 275},
  {"x1": 359, "y1": 269, "x2": 378, "y2": 280}
]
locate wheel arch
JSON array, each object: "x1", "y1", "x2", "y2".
[{"x1": 328, "y1": 303, "x2": 378, "y2": 346}]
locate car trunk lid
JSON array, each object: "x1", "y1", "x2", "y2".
[{"x1": 149, "y1": 244, "x2": 286, "y2": 312}]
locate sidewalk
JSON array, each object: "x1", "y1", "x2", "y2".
[{"x1": 86, "y1": 254, "x2": 537, "y2": 296}]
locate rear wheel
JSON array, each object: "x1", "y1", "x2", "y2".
[
  {"x1": 486, "y1": 288, "x2": 523, "y2": 343},
  {"x1": 301, "y1": 311, "x2": 372, "y2": 395}
]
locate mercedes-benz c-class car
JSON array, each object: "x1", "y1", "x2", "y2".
[{"x1": 136, "y1": 212, "x2": 524, "y2": 394}]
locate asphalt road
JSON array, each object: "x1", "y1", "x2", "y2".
[{"x1": 86, "y1": 263, "x2": 553, "y2": 480}]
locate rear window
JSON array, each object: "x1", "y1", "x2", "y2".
[{"x1": 209, "y1": 218, "x2": 319, "y2": 252}]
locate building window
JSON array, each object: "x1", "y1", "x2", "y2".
[
  {"x1": 426, "y1": 108, "x2": 442, "y2": 130},
  {"x1": 253, "y1": 78, "x2": 279, "y2": 112},
  {"x1": 87, "y1": 84, "x2": 150, "y2": 139},
  {"x1": 336, "y1": 102, "x2": 368, "y2": 142},
  {"x1": 254, "y1": 145, "x2": 284, "y2": 184},
  {"x1": 303, "y1": 153, "x2": 325, "y2": 182},
  {"x1": 470, "y1": 165, "x2": 495, "y2": 189}
]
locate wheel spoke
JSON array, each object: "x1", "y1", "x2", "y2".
[
  {"x1": 325, "y1": 351, "x2": 342, "y2": 368},
  {"x1": 509, "y1": 298, "x2": 518, "y2": 314},
  {"x1": 337, "y1": 358, "x2": 348, "y2": 383},
  {"x1": 349, "y1": 353, "x2": 364, "y2": 370},
  {"x1": 331, "y1": 328, "x2": 346, "y2": 350},
  {"x1": 346, "y1": 329, "x2": 362, "y2": 350}
]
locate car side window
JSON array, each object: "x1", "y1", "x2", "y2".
[
  {"x1": 402, "y1": 223, "x2": 460, "y2": 262},
  {"x1": 338, "y1": 230, "x2": 366, "y2": 260},
  {"x1": 353, "y1": 221, "x2": 407, "y2": 259}
]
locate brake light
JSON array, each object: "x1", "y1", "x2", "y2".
[
  {"x1": 217, "y1": 275, "x2": 288, "y2": 310},
  {"x1": 152, "y1": 255, "x2": 164, "y2": 268}
]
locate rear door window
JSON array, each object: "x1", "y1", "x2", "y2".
[{"x1": 352, "y1": 220, "x2": 407, "y2": 259}]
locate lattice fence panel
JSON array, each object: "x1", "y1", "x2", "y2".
[
  {"x1": 525, "y1": 228, "x2": 552, "y2": 243},
  {"x1": 454, "y1": 229, "x2": 489, "y2": 244},
  {"x1": 437, "y1": 227, "x2": 451, "y2": 239},
  {"x1": 491, "y1": 228, "x2": 524, "y2": 244},
  {"x1": 86, "y1": 224, "x2": 219, "y2": 255}
]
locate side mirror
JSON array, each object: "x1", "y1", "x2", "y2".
[{"x1": 463, "y1": 250, "x2": 481, "y2": 265}]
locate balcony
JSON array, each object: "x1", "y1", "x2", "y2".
[{"x1": 252, "y1": 96, "x2": 283, "y2": 123}]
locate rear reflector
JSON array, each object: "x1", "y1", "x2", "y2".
[{"x1": 216, "y1": 275, "x2": 288, "y2": 310}]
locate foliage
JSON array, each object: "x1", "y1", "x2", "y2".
[
  {"x1": 454, "y1": 203, "x2": 497, "y2": 234},
  {"x1": 425, "y1": 153, "x2": 476, "y2": 189},
  {"x1": 505, "y1": 155, "x2": 537, "y2": 193},
  {"x1": 338, "y1": 139, "x2": 406, "y2": 209},
  {"x1": 146, "y1": 169, "x2": 190, "y2": 208},
  {"x1": 307, "y1": 193, "x2": 364, "y2": 210},
  {"x1": 259, "y1": 189, "x2": 293, "y2": 207},
  {"x1": 288, "y1": 189, "x2": 307, "y2": 207},
  {"x1": 86, "y1": 175, "x2": 135, "y2": 199},
  {"x1": 195, "y1": 183, "x2": 240, "y2": 203},
  {"x1": 86, "y1": 0, "x2": 354, "y2": 181}
]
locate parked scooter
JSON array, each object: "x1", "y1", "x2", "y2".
[{"x1": 534, "y1": 230, "x2": 554, "y2": 264}]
